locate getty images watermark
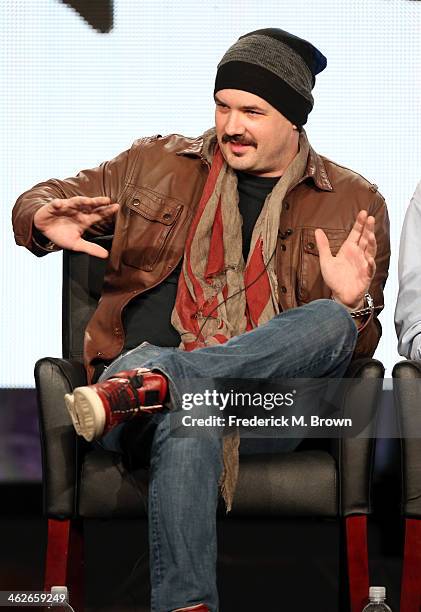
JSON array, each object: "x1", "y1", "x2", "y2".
[
  {"x1": 179, "y1": 387, "x2": 353, "y2": 432},
  {"x1": 182, "y1": 389, "x2": 296, "y2": 411},
  {"x1": 167, "y1": 377, "x2": 392, "y2": 438}
]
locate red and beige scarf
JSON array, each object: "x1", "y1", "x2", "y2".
[{"x1": 172, "y1": 128, "x2": 310, "y2": 509}]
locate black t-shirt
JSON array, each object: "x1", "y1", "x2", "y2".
[
  {"x1": 123, "y1": 261, "x2": 183, "y2": 350},
  {"x1": 123, "y1": 171, "x2": 280, "y2": 350},
  {"x1": 236, "y1": 171, "x2": 279, "y2": 260}
]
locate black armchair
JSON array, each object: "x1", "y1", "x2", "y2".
[
  {"x1": 35, "y1": 237, "x2": 385, "y2": 612},
  {"x1": 392, "y1": 360, "x2": 421, "y2": 612}
]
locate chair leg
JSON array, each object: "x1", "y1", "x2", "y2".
[
  {"x1": 400, "y1": 518, "x2": 421, "y2": 612},
  {"x1": 345, "y1": 515, "x2": 369, "y2": 612},
  {"x1": 44, "y1": 518, "x2": 84, "y2": 612}
]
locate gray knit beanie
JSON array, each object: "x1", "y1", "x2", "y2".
[{"x1": 214, "y1": 28, "x2": 327, "y2": 126}]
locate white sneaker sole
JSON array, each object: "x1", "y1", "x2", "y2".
[{"x1": 64, "y1": 387, "x2": 106, "y2": 442}]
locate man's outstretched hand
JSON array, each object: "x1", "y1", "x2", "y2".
[
  {"x1": 33, "y1": 196, "x2": 119, "y2": 258},
  {"x1": 315, "y1": 210, "x2": 376, "y2": 310}
]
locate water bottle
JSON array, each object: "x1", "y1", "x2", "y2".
[{"x1": 362, "y1": 586, "x2": 392, "y2": 611}]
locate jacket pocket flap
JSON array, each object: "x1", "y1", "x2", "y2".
[
  {"x1": 126, "y1": 190, "x2": 182, "y2": 225},
  {"x1": 302, "y1": 228, "x2": 347, "y2": 257}
]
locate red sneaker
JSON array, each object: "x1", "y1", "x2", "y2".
[{"x1": 64, "y1": 368, "x2": 168, "y2": 442}]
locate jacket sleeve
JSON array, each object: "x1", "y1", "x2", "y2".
[
  {"x1": 352, "y1": 190, "x2": 390, "y2": 359},
  {"x1": 395, "y1": 181, "x2": 421, "y2": 359},
  {"x1": 12, "y1": 147, "x2": 130, "y2": 257}
]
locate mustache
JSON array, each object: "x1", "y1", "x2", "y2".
[{"x1": 221, "y1": 134, "x2": 257, "y2": 147}]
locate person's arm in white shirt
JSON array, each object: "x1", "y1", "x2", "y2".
[{"x1": 395, "y1": 181, "x2": 421, "y2": 360}]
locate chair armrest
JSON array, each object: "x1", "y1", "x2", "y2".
[
  {"x1": 34, "y1": 357, "x2": 88, "y2": 518},
  {"x1": 334, "y1": 358, "x2": 385, "y2": 516},
  {"x1": 393, "y1": 360, "x2": 421, "y2": 518}
]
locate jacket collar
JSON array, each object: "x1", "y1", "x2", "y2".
[
  {"x1": 304, "y1": 145, "x2": 333, "y2": 192},
  {"x1": 177, "y1": 129, "x2": 333, "y2": 192}
]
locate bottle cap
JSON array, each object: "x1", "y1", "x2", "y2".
[{"x1": 369, "y1": 586, "x2": 386, "y2": 600}]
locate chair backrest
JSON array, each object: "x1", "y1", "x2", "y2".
[{"x1": 62, "y1": 236, "x2": 112, "y2": 361}]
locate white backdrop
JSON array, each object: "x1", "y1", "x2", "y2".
[{"x1": 1, "y1": 0, "x2": 420, "y2": 386}]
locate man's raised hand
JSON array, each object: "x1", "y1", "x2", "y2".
[
  {"x1": 33, "y1": 196, "x2": 119, "y2": 258},
  {"x1": 315, "y1": 210, "x2": 377, "y2": 310}
]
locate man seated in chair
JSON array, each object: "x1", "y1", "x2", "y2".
[{"x1": 13, "y1": 29, "x2": 390, "y2": 612}]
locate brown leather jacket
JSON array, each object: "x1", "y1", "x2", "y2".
[{"x1": 12, "y1": 131, "x2": 390, "y2": 382}]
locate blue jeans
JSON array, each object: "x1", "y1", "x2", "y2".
[{"x1": 99, "y1": 299, "x2": 357, "y2": 612}]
